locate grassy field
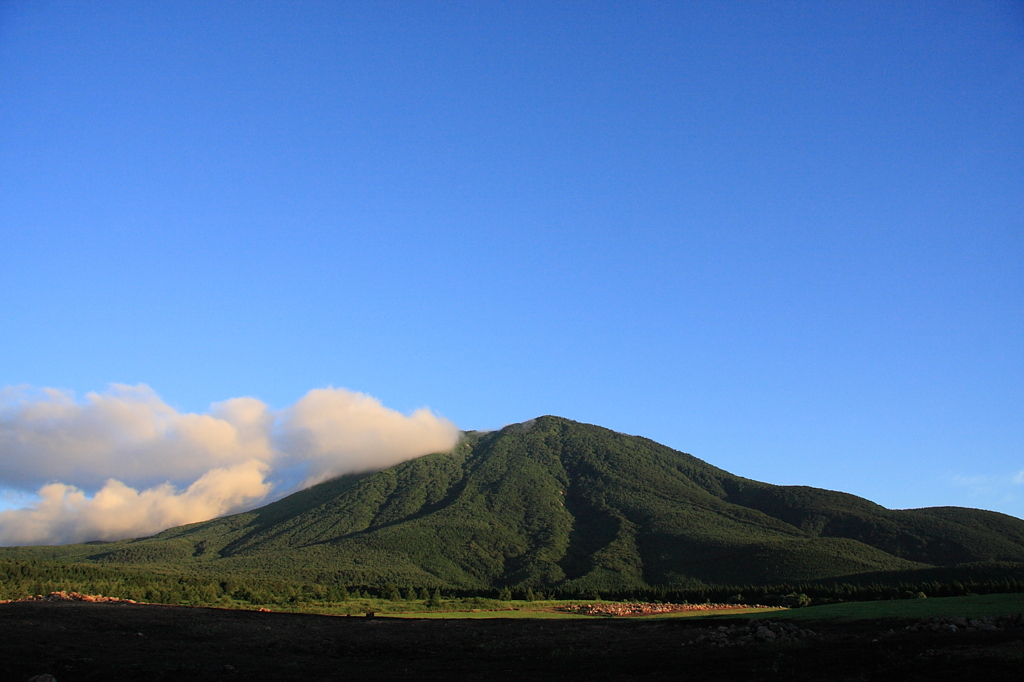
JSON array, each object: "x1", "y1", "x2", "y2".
[
  {"x1": 384, "y1": 604, "x2": 787, "y2": 619},
  {"x1": 192, "y1": 593, "x2": 1024, "y2": 622},
  {"x1": 233, "y1": 599, "x2": 604, "y2": 619},
  {"x1": 388, "y1": 606, "x2": 589, "y2": 619},
  {"x1": 779, "y1": 593, "x2": 1024, "y2": 621},
  {"x1": 241, "y1": 598, "x2": 786, "y2": 619}
]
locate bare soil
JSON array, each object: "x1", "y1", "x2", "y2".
[{"x1": 2, "y1": 601, "x2": 1023, "y2": 681}]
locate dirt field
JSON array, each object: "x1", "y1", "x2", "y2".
[{"x1": 2, "y1": 600, "x2": 1023, "y2": 681}]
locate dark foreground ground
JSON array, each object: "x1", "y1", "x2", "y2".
[{"x1": 2, "y1": 601, "x2": 1023, "y2": 681}]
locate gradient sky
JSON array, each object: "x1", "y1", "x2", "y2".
[{"x1": 2, "y1": 1, "x2": 1022, "y2": 524}]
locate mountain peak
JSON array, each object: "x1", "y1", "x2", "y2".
[{"x1": 16, "y1": 418, "x2": 1024, "y2": 590}]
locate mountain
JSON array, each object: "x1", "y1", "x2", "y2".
[{"x1": 6, "y1": 416, "x2": 1024, "y2": 590}]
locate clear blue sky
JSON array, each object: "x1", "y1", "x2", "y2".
[{"x1": 2, "y1": 1, "x2": 1022, "y2": 519}]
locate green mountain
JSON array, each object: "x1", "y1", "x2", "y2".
[{"x1": 7, "y1": 416, "x2": 1024, "y2": 590}]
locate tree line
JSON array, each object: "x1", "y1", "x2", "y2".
[{"x1": 2, "y1": 558, "x2": 1022, "y2": 609}]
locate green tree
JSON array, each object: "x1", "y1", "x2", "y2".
[{"x1": 426, "y1": 588, "x2": 442, "y2": 608}]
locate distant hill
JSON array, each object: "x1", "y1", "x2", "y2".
[{"x1": 5, "y1": 416, "x2": 1024, "y2": 590}]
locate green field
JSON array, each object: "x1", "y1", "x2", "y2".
[
  {"x1": 285, "y1": 594, "x2": 1024, "y2": 621},
  {"x1": 378, "y1": 594, "x2": 1024, "y2": 621},
  {"x1": 230, "y1": 599, "x2": 614, "y2": 619},
  {"x1": 779, "y1": 592, "x2": 1024, "y2": 621},
  {"x1": 389, "y1": 603, "x2": 786, "y2": 619},
  {"x1": 388, "y1": 606, "x2": 590, "y2": 619},
  {"x1": 241, "y1": 599, "x2": 787, "y2": 619}
]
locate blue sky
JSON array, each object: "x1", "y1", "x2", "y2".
[{"x1": 1, "y1": 1, "x2": 1022, "y2": 532}]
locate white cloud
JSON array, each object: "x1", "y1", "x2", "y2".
[
  {"x1": 277, "y1": 387, "x2": 462, "y2": 485},
  {"x1": 0, "y1": 384, "x2": 460, "y2": 545},
  {"x1": 0, "y1": 460, "x2": 272, "y2": 545},
  {"x1": 0, "y1": 385, "x2": 274, "y2": 490}
]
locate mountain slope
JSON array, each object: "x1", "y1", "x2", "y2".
[{"x1": 7, "y1": 416, "x2": 1024, "y2": 589}]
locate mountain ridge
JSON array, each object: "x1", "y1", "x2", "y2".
[{"x1": 4, "y1": 415, "x2": 1022, "y2": 590}]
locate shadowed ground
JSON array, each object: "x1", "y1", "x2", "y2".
[{"x1": 2, "y1": 601, "x2": 1024, "y2": 681}]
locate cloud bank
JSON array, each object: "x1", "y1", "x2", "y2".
[{"x1": 0, "y1": 385, "x2": 460, "y2": 545}]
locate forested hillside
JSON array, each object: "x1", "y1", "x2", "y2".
[{"x1": 3, "y1": 416, "x2": 1023, "y2": 592}]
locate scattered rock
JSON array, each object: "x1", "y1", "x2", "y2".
[
  {"x1": 15, "y1": 592, "x2": 137, "y2": 605},
  {"x1": 903, "y1": 614, "x2": 1023, "y2": 634},
  {"x1": 683, "y1": 620, "x2": 817, "y2": 648}
]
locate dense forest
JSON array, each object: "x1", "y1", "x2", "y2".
[{"x1": 3, "y1": 558, "x2": 1023, "y2": 611}]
